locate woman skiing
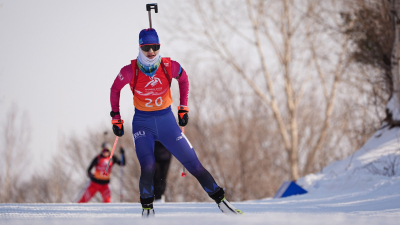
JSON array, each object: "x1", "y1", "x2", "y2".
[
  {"x1": 109, "y1": 28, "x2": 242, "y2": 217},
  {"x1": 78, "y1": 144, "x2": 125, "y2": 203}
]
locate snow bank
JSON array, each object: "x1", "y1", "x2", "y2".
[{"x1": 297, "y1": 126, "x2": 400, "y2": 197}]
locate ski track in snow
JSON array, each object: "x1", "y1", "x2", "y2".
[
  {"x1": 1, "y1": 190, "x2": 399, "y2": 225},
  {"x1": 2, "y1": 107, "x2": 400, "y2": 225}
]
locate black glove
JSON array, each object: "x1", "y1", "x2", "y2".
[
  {"x1": 177, "y1": 106, "x2": 189, "y2": 126},
  {"x1": 112, "y1": 119, "x2": 124, "y2": 137},
  {"x1": 120, "y1": 147, "x2": 125, "y2": 154},
  {"x1": 87, "y1": 173, "x2": 94, "y2": 179}
]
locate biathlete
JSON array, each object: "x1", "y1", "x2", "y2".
[
  {"x1": 109, "y1": 28, "x2": 242, "y2": 217},
  {"x1": 78, "y1": 144, "x2": 125, "y2": 203}
]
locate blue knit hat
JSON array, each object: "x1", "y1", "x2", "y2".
[{"x1": 139, "y1": 28, "x2": 160, "y2": 45}]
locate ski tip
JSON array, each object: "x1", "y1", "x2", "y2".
[
  {"x1": 235, "y1": 209, "x2": 244, "y2": 215},
  {"x1": 181, "y1": 172, "x2": 187, "y2": 177}
]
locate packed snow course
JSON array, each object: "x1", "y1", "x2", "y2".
[{"x1": 1, "y1": 127, "x2": 400, "y2": 225}]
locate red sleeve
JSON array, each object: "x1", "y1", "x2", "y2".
[
  {"x1": 171, "y1": 60, "x2": 189, "y2": 106},
  {"x1": 110, "y1": 65, "x2": 133, "y2": 119}
]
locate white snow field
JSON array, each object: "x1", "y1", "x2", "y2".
[{"x1": 1, "y1": 127, "x2": 400, "y2": 225}]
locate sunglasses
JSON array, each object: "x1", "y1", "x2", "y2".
[{"x1": 140, "y1": 44, "x2": 160, "y2": 52}]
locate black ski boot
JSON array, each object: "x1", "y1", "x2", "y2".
[
  {"x1": 140, "y1": 196, "x2": 155, "y2": 218},
  {"x1": 209, "y1": 188, "x2": 243, "y2": 215}
]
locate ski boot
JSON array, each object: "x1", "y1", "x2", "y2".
[
  {"x1": 210, "y1": 188, "x2": 243, "y2": 215},
  {"x1": 140, "y1": 196, "x2": 155, "y2": 218}
]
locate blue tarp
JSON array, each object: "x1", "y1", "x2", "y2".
[{"x1": 274, "y1": 181, "x2": 308, "y2": 198}]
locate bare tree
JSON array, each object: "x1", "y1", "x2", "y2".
[
  {"x1": 163, "y1": 0, "x2": 357, "y2": 181},
  {"x1": 0, "y1": 105, "x2": 31, "y2": 203},
  {"x1": 342, "y1": 0, "x2": 400, "y2": 124}
]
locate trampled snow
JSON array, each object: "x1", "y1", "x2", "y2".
[{"x1": 1, "y1": 127, "x2": 400, "y2": 224}]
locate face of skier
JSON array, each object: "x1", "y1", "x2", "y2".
[
  {"x1": 101, "y1": 149, "x2": 110, "y2": 157},
  {"x1": 140, "y1": 45, "x2": 160, "y2": 59}
]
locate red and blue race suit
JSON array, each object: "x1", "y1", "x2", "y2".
[{"x1": 110, "y1": 59, "x2": 221, "y2": 199}]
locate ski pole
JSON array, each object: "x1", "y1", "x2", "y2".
[
  {"x1": 181, "y1": 126, "x2": 187, "y2": 177},
  {"x1": 146, "y1": 3, "x2": 158, "y2": 29},
  {"x1": 120, "y1": 145, "x2": 124, "y2": 202},
  {"x1": 120, "y1": 165, "x2": 124, "y2": 202},
  {"x1": 104, "y1": 136, "x2": 119, "y2": 175},
  {"x1": 73, "y1": 180, "x2": 90, "y2": 203}
]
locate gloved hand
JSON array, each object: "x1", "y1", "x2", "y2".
[
  {"x1": 112, "y1": 119, "x2": 124, "y2": 137},
  {"x1": 87, "y1": 173, "x2": 94, "y2": 179},
  {"x1": 177, "y1": 106, "x2": 189, "y2": 126}
]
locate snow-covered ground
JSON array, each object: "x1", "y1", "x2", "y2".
[{"x1": 1, "y1": 127, "x2": 400, "y2": 224}]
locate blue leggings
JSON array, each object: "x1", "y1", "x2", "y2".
[{"x1": 132, "y1": 107, "x2": 220, "y2": 199}]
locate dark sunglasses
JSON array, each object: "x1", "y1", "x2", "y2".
[{"x1": 140, "y1": 44, "x2": 160, "y2": 52}]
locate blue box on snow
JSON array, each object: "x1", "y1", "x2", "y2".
[{"x1": 273, "y1": 181, "x2": 307, "y2": 198}]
